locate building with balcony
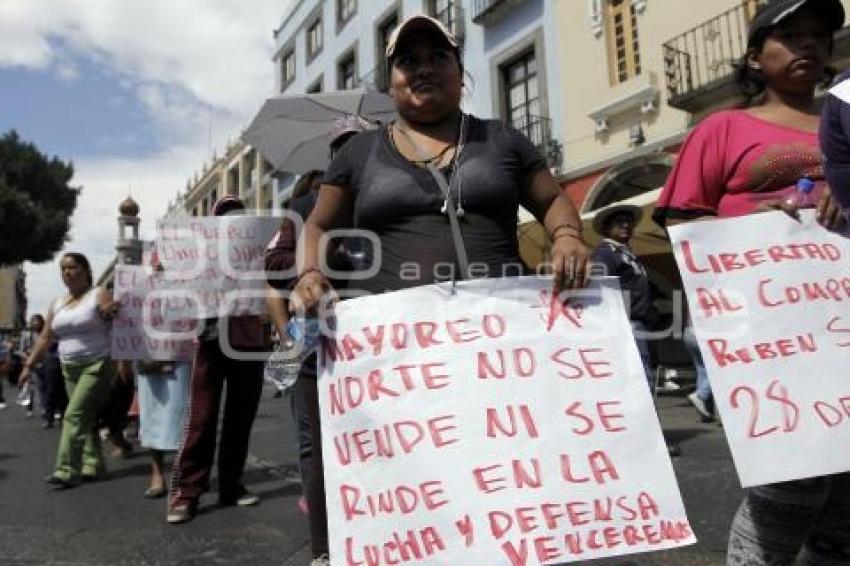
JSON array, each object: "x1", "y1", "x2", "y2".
[
  {"x1": 555, "y1": 0, "x2": 850, "y2": 217},
  {"x1": 271, "y1": 0, "x2": 566, "y2": 182},
  {"x1": 166, "y1": 139, "x2": 277, "y2": 218}
]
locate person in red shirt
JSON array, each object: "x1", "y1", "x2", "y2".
[{"x1": 655, "y1": 1, "x2": 848, "y2": 563}]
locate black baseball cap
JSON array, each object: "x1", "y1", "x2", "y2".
[{"x1": 748, "y1": 0, "x2": 845, "y2": 47}]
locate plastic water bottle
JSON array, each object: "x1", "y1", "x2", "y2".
[
  {"x1": 264, "y1": 317, "x2": 321, "y2": 391},
  {"x1": 783, "y1": 177, "x2": 816, "y2": 208}
]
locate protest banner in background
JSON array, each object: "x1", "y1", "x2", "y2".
[
  {"x1": 669, "y1": 211, "x2": 850, "y2": 487},
  {"x1": 155, "y1": 216, "x2": 281, "y2": 318},
  {"x1": 112, "y1": 265, "x2": 195, "y2": 361},
  {"x1": 317, "y1": 277, "x2": 694, "y2": 565}
]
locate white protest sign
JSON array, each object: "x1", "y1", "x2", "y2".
[
  {"x1": 155, "y1": 216, "x2": 280, "y2": 318},
  {"x1": 112, "y1": 265, "x2": 196, "y2": 361},
  {"x1": 317, "y1": 276, "x2": 694, "y2": 566},
  {"x1": 669, "y1": 210, "x2": 850, "y2": 487}
]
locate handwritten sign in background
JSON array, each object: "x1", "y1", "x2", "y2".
[
  {"x1": 318, "y1": 277, "x2": 694, "y2": 565},
  {"x1": 155, "y1": 216, "x2": 280, "y2": 318},
  {"x1": 670, "y1": 211, "x2": 850, "y2": 486},
  {"x1": 112, "y1": 265, "x2": 195, "y2": 361}
]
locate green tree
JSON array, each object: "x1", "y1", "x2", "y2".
[{"x1": 0, "y1": 130, "x2": 79, "y2": 265}]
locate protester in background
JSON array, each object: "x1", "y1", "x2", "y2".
[
  {"x1": 291, "y1": 16, "x2": 591, "y2": 565},
  {"x1": 167, "y1": 196, "x2": 267, "y2": 524},
  {"x1": 100, "y1": 361, "x2": 135, "y2": 458},
  {"x1": 130, "y1": 359, "x2": 191, "y2": 498},
  {"x1": 19, "y1": 315, "x2": 45, "y2": 421},
  {"x1": 266, "y1": 169, "x2": 323, "y2": 521},
  {"x1": 265, "y1": 116, "x2": 364, "y2": 561},
  {"x1": 590, "y1": 205, "x2": 680, "y2": 456},
  {"x1": 21, "y1": 314, "x2": 67, "y2": 426},
  {"x1": 654, "y1": 1, "x2": 849, "y2": 563},
  {"x1": 591, "y1": 206, "x2": 658, "y2": 382},
  {"x1": 820, "y1": 68, "x2": 850, "y2": 217},
  {"x1": 20, "y1": 252, "x2": 121, "y2": 489}
]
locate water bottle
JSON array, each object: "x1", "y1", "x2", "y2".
[
  {"x1": 264, "y1": 317, "x2": 322, "y2": 391},
  {"x1": 783, "y1": 177, "x2": 816, "y2": 209}
]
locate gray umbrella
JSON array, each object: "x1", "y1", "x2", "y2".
[{"x1": 242, "y1": 90, "x2": 397, "y2": 174}]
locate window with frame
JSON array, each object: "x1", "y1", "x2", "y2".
[
  {"x1": 307, "y1": 76, "x2": 323, "y2": 93},
  {"x1": 307, "y1": 17, "x2": 323, "y2": 60},
  {"x1": 338, "y1": 52, "x2": 358, "y2": 90},
  {"x1": 743, "y1": 0, "x2": 762, "y2": 19},
  {"x1": 338, "y1": 0, "x2": 357, "y2": 27},
  {"x1": 281, "y1": 48, "x2": 296, "y2": 90},
  {"x1": 502, "y1": 50, "x2": 541, "y2": 145},
  {"x1": 428, "y1": 0, "x2": 458, "y2": 36},
  {"x1": 605, "y1": 0, "x2": 641, "y2": 85},
  {"x1": 377, "y1": 13, "x2": 399, "y2": 91}
]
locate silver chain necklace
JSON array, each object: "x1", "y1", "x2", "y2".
[{"x1": 393, "y1": 113, "x2": 467, "y2": 217}]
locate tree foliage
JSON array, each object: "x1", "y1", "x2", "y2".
[{"x1": 0, "y1": 130, "x2": 79, "y2": 265}]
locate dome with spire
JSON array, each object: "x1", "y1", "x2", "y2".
[{"x1": 119, "y1": 195, "x2": 140, "y2": 217}]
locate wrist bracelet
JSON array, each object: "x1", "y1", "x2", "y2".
[{"x1": 550, "y1": 222, "x2": 582, "y2": 240}]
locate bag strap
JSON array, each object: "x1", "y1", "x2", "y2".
[
  {"x1": 392, "y1": 119, "x2": 470, "y2": 280},
  {"x1": 424, "y1": 162, "x2": 469, "y2": 279}
]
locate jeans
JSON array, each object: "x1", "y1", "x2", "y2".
[
  {"x1": 39, "y1": 355, "x2": 68, "y2": 423},
  {"x1": 630, "y1": 320, "x2": 653, "y2": 389},
  {"x1": 683, "y1": 324, "x2": 712, "y2": 403},
  {"x1": 289, "y1": 375, "x2": 313, "y2": 495}
]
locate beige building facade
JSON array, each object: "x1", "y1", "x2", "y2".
[
  {"x1": 167, "y1": 140, "x2": 277, "y2": 218},
  {"x1": 552, "y1": 0, "x2": 850, "y2": 216},
  {"x1": 0, "y1": 265, "x2": 26, "y2": 331}
]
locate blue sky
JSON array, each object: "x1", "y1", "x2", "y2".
[
  {"x1": 0, "y1": 0, "x2": 292, "y2": 314},
  {"x1": 0, "y1": 54, "x2": 159, "y2": 161}
]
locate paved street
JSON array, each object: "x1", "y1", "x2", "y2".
[{"x1": 0, "y1": 386, "x2": 741, "y2": 566}]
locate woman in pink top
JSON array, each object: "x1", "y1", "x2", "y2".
[{"x1": 655, "y1": 1, "x2": 848, "y2": 564}]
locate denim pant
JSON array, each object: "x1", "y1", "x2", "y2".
[
  {"x1": 37, "y1": 355, "x2": 68, "y2": 422},
  {"x1": 288, "y1": 375, "x2": 313, "y2": 495},
  {"x1": 683, "y1": 324, "x2": 712, "y2": 403},
  {"x1": 630, "y1": 320, "x2": 653, "y2": 389}
]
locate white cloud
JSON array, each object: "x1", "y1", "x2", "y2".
[
  {"x1": 4, "y1": 0, "x2": 296, "y2": 315},
  {"x1": 0, "y1": 0, "x2": 289, "y2": 115},
  {"x1": 55, "y1": 60, "x2": 80, "y2": 82},
  {"x1": 25, "y1": 143, "x2": 207, "y2": 315}
]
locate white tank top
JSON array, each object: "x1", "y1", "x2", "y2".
[{"x1": 51, "y1": 289, "x2": 111, "y2": 363}]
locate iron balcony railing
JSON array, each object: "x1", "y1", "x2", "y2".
[
  {"x1": 663, "y1": 1, "x2": 761, "y2": 111},
  {"x1": 513, "y1": 115, "x2": 561, "y2": 169},
  {"x1": 472, "y1": 0, "x2": 514, "y2": 25},
  {"x1": 432, "y1": 2, "x2": 465, "y2": 43}
]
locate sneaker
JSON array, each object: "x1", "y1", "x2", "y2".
[
  {"x1": 659, "y1": 379, "x2": 681, "y2": 392},
  {"x1": 236, "y1": 490, "x2": 260, "y2": 507},
  {"x1": 0, "y1": 402, "x2": 6, "y2": 409},
  {"x1": 687, "y1": 392, "x2": 713, "y2": 421},
  {"x1": 219, "y1": 486, "x2": 259, "y2": 507},
  {"x1": 310, "y1": 555, "x2": 330, "y2": 566},
  {"x1": 166, "y1": 502, "x2": 196, "y2": 524},
  {"x1": 15, "y1": 385, "x2": 31, "y2": 406}
]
